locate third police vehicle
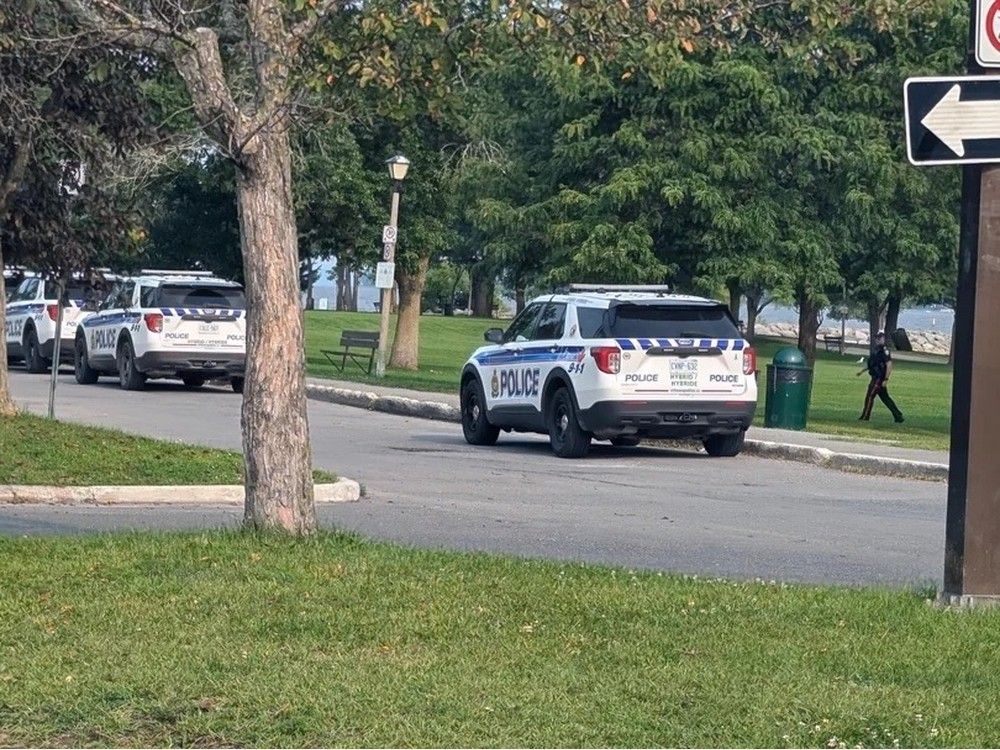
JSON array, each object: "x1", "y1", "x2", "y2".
[
  {"x1": 460, "y1": 285, "x2": 758, "y2": 458},
  {"x1": 75, "y1": 270, "x2": 247, "y2": 392},
  {"x1": 5, "y1": 272, "x2": 105, "y2": 372}
]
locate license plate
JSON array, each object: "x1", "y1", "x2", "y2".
[
  {"x1": 198, "y1": 322, "x2": 220, "y2": 333},
  {"x1": 669, "y1": 359, "x2": 698, "y2": 388}
]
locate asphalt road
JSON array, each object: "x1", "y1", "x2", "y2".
[{"x1": 4, "y1": 369, "x2": 947, "y2": 587}]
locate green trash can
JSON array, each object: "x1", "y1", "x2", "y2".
[{"x1": 764, "y1": 347, "x2": 813, "y2": 430}]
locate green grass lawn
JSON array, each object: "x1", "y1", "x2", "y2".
[
  {"x1": 0, "y1": 531, "x2": 995, "y2": 747},
  {"x1": 305, "y1": 311, "x2": 952, "y2": 451},
  {"x1": 0, "y1": 413, "x2": 334, "y2": 484}
]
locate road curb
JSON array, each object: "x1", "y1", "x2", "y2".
[
  {"x1": 742, "y1": 440, "x2": 948, "y2": 482},
  {"x1": 0, "y1": 478, "x2": 362, "y2": 506},
  {"x1": 304, "y1": 383, "x2": 948, "y2": 482}
]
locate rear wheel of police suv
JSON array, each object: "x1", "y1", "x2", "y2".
[
  {"x1": 547, "y1": 387, "x2": 591, "y2": 458},
  {"x1": 703, "y1": 431, "x2": 745, "y2": 458},
  {"x1": 116, "y1": 338, "x2": 146, "y2": 391},
  {"x1": 461, "y1": 378, "x2": 500, "y2": 446},
  {"x1": 74, "y1": 337, "x2": 99, "y2": 384},
  {"x1": 23, "y1": 329, "x2": 47, "y2": 373},
  {"x1": 230, "y1": 377, "x2": 244, "y2": 394},
  {"x1": 182, "y1": 376, "x2": 205, "y2": 389}
]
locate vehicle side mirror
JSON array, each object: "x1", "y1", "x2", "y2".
[{"x1": 484, "y1": 327, "x2": 504, "y2": 344}]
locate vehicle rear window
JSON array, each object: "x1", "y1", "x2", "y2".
[
  {"x1": 608, "y1": 305, "x2": 740, "y2": 339},
  {"x1": 577, "y1": 307, "x2": 607, "y2": 338},
  {"x1": 154, "y1": 284, "x2": 245, "y2": 309},
  {"x1": 43, "y1": 281, "x2": 88, "y2": 301}
]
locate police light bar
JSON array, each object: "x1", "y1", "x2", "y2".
[
  {"x1": 139, "y1": 269, "x2": 216, "y2": 277},
  {"x1": 569, "y1": 284, "x2": 672, "y2": 293}
]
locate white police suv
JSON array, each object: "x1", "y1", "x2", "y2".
[
  {"x1": 74, "y1": 270, "x2": 247, "y2": 392},
  {"x1": 459, "y1": 285, "x2": 758, "y2": 458},
  {"x1": 5, "y1": 273, "x2": 100, "y2": 372}
]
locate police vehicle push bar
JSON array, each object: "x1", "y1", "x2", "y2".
[{"x1": 568, "y1": 284, "x2": 672, "y2": 293}]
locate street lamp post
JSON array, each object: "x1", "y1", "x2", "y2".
[{"x1": 375, "y1": 154, "x2": 410, "y2": 378}]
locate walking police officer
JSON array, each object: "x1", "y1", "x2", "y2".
[{"x1": 858, "y1": 331, "x2": 904, "y2": 423}]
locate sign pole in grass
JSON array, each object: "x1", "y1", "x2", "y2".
[
  {"x1": 375, "y1": 155, "x2": 410, "y2": 378},
  {"x1": 931, "y1": 0, "x2": 1000, "y2": 606}
]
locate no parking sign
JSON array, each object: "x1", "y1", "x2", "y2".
[{"x1": 978, "y1": 0, "x2": 1000, "y2": 67}]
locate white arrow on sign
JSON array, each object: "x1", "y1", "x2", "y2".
[{"x1": 921, "y1": 84, "x2": 1000, "y2": 157}]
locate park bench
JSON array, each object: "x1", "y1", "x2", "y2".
[
  {"x1": 822, "y1": 333, "x2": 844, "y2": 353},
  {"x1": 322, "y1": 330, "x2": 380, "y2": 375}
]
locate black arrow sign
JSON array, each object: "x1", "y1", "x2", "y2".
[{"x1": 905, "y1": 75, "x2": 1000, "y2": 165}]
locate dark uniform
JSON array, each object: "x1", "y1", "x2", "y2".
[{"x1": 860, "y1": 343, "x2": 903, "y2": 422}]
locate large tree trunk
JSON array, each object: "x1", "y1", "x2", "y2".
[
  {"x1": 515, "y1": 284, "x2": 525, "y2": 315},
  {"x1": 796, "y1": 288, "x2": 822, "y2": 367},
  {"x1": 885, "y1": 291, "x2": 902, "y2": 335},
  {"x1": 335, "y1": 262, "x2": 348, "y2": 311},
  {"x1": 389, "y1": 256, "x2": 430, "y2": 370},
  {"x1": 350, "y1": 270, "x2": 360, "y2": 312},
  {"x1": 726, "y1": 279, "x2": 742, "y2": 321},
  {"x1": 235, "y1": 130, "x2": 315, "y2": 534},
  {"x1": 0, "y1": 238, "x2": 16, "y2": 416},
  {"x1": 0, "y1": 136, "x2": 30, "y2": 416},
  {"x1": 866, "y1": 297, "x2": 886, "y2": 348},
  {"x1": 745, "y1": 290, "x2": 761, "y2": 343},
  {"x1": 470, "y1": 267, "x2": 494, "y2": 318}
]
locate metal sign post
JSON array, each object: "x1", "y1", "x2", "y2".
[
  {"x1": 909, "y1": 2, "x2": 1000, "y2": 605},
  {"x1": 375, "y1": 189, "x2": 401, "y2": 378}
]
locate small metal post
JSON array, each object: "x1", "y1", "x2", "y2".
[
  {"x1": 375, "y1": 186, "x2": 401, "y2": 378},
  {"x1": 46, "y1": 275, "x2": 67, "y2": 419}
]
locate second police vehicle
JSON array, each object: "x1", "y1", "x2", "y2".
[
  {"x1": 460, "y1": 285, "x2": 758, "y2": 458},
  {"x1": 75, "y1": 270, "x2": 247, "y2": 392},
  {"x1": 5, "y1": 271, "x2": 106, "y2": 372}
]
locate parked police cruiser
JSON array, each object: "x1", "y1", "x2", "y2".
[
  {"x1": 460, "y1": 285, "x2": 758, "y2": 458},
  {"x1": 74, "y1": 270, "x2": 246, "y2": 392},
  {"x1": 5, "y1": 271, "x2": 107, "y2": 372}
]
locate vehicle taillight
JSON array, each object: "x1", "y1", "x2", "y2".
[
  {"x1": 46, "y1": 304, "x2": 59, "y2": 321},
  {"x1": 590, "y1": 346, "x2": 621, "y2": 375},
  {"x1": 743, "y1": 346, "x2": 757, "y2": 375},
  {"x1": 144, "y1": 313, "x2": 163, "y2": 333}
]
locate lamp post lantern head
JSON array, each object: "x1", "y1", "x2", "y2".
[{"x1": 386, "y1": 154, "x2": 411, "y2": 182}]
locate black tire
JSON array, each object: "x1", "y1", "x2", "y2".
[
  {"x1": 611, "y1": 436, "x2": 642, "y2": 447},
  {"x1": 547, "y1": 387, "x2": 591, "y2": 458},
  {"x1": 230, "y1": 376, "x2": 244, "y2": 394},
  {"x1": 116, "y1": 337, "x2": 146, "y2": 390},
  {"x1": 461, "y1": 378, "x2": 500, "y2": 446},
  {"x1": 703, "y1": 432, "x2": 745, "y2": 458},
  {"x1": 73, "y1": 336, "x2": 99, "y2": 384},
  {"x1": 23, "y1": 328, "x2": 47, "y2": 373},
  {"x1": 182, "y1": 376, "x2": 206, "y2": 388}
]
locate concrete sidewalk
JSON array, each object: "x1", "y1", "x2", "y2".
[{"x1": 305, "y1": 376, "x2": 949, "y2": 478}]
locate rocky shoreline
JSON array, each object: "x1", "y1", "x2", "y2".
[{"x1": 755, "y1": 322, "x2": 951, "y2": 357}]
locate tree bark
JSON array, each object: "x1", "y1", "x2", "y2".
[
  {"x1": 0, "y1": 238, "x2": 17, "y2": 417},
  {"x1": 515, "y1": 285, "x2": 525, "y2": 315},
  {"x1": 235, "y1": 129, "x2": 315, "y2": 534},
  {"x1": 470, "y1": 267, "x2": 494, "y2": 318},
  {"x1": 389, "y1": 256, "x2": 429, "y2": 370},
  {"x1": 885, "y1": 291, "x2": 902, "y2": 335},
  {"x1": 335, "y1": 262, "x2": 348, "y2": 311},
  {"x1": 745, "y1": 290, "x2": 761, "y2": 343},
  {"x1": 350, "y1": 270, "x2": 360, "y2": 312},
  {"x1": 866, "y1": 297, "x2": 886, "y2": 347},
  {"x1": 726, "y1": 279, "x2": 742, "y2": 321},
  {"x1": 796, "y1": 288, "x2": 821, "y2": 367},
  {"x1": 0, "y1": 136, "x2": 31, "y2": 416}
]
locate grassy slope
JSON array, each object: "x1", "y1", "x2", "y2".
[
  {"x1": 305, "y1": 311, "x2": 952, "y2": 450},
  {"x1": 0, "y1": 413, "x2": 334, "y2": 484},
  {"x1": 0, "y1": 531, "x2": 994, "y2": 747}
]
